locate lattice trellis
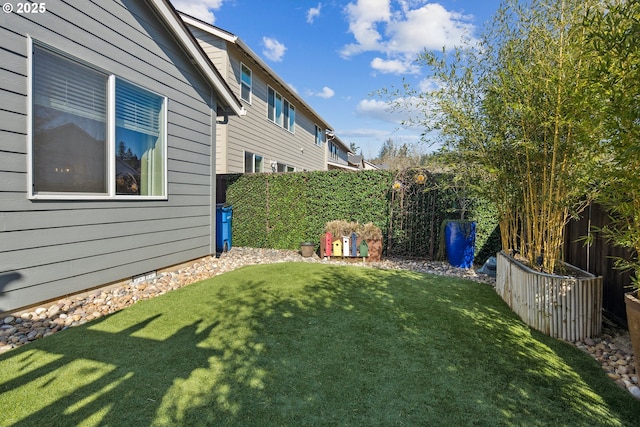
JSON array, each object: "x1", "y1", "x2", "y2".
[{"x1": 387, "y1": 167, "x2": 442, "y2": 258}]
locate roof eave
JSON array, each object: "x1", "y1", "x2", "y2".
[
  {"x1": 148, "y1": 0, "x2": 246, "y2": 117},
  {"x1": 179, "y1": 12, "x2": 335, "y2": 127},
  {"x1": 328, "y1": 161, "x2": 360, "y2": 171}
]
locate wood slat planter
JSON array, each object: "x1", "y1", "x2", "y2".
[{"x1": 496, "y1": 251, "x2": 603, "y2": 341}]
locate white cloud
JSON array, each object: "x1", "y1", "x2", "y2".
[
  {"x1": 418, "y1": 77, "x2": 443, "y2": 93},
  {"x1": 357, "y1": 96, "x2": 432, "y2": 127},
  {"x1": 170, "y1": 0, "x2": 224, "y2": 23},
  {"x1": 307, "y1": 3, "x2": 322, "y2": 23},
  {"x1": 341, "y1": 0, "x2": 391, "y2": 57},
  {"x1": 386, "y1": 4, "x2": 475, "y2": 53},
  {"x1": 341, "y1": 127, "x2": 391, "y2": 139},
  {"x1": 356, "y1": 99, "x2": 404, "y2": 124},
  {"x1": 308, "y1": 86, "x2": 335, "y2": 99},
  {"x1": 341, "y1": 0, "x2": 477, "y2": 74},
  {"x1": 262, "y1": 37, "x2": 287, "y2": 62},
  {"x1": 370, "y1": 57, "x2": 419, "y2": 74}
]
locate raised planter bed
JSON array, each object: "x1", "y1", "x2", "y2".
[{"x1": 495, "y1": 251, "x2": 603, "y2": 341}]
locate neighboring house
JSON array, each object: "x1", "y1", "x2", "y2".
[
  {"x1": 327, "y1": 134, "x2": 356, "y2": 171},
  {"x1": 0, "y1": 0, "x2": 244, "y2": 312},
  {"x1": 363, "y1": 160, "x2": 381, "y2": 170},
  {"x1": 327, "y1": 139, "x2": 381, "y2": 172},
  {"x1": 347, "y1": 154, "x2": 365, "y2": 170},
  {"x1": 347, "y1": 154, "x2": 380, "y2": 171},
  {"x1": 180, "y1": 13, "x2": 335, "y2": 174}
]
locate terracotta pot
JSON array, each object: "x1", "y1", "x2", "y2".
[
  {"x1": 625, "y1": 292, "x2": 640, "y2": 375},
  {"x1": 367, "y1": 239, "x2": 382, "y2": 262}
]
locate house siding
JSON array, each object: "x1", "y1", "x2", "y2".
[
  {"x1": 329, "y1": 141, "x2": 350, "y2": 167},
  {"x1": 188, "y1": 26, "x2": 327, "y2": 173},
  {"x1": 188, "y1": 28, "x2": 230, "y2": 173},
  {"x1": 0, "y1": 0, "x2": 219, "y2": 312}
]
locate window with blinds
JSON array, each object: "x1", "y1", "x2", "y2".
[
  {"x1": 32, "y1": 45, "x2": 108, "y2": 194},
  {"x1": 33, "y1": 47, "x2": 108, "y2": 123},
  {"x1": 115, "y1": 79, "x2": 165, "y2": 196},
  {"x1": 30, "y1": 42, "x2": 167, "y2": 199}
]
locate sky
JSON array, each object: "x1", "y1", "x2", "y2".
[{"x1": 170, "y1": 0, "x2": 503, "y2": 159}]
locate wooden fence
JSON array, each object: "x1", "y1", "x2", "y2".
[
  {"x1": 496, "y1": 251, "x2": 603, "y2": 341},
  {"x1": 564, "y1": 203, "x2": 633, "y2": 326}
]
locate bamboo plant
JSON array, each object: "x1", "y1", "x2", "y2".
[
  {"x1": 585, "y1": 0, "x2": 640, "y2": 286},
  {"x1": 384, "y1": 0, "x2": 603, "y2": 273}
]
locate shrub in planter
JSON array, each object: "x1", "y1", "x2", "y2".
[
  {"x1": 359, "y1": 222, "x2": 383, "y2": 262},
  {"x1": 359, "y1": 222, "x2": 382, "y2": 241},
  {"x1": 585, "y1": 0, "x2": 640, "y2": 373},
  {"x1": 394, "y1": 0, "x2": 607, "y2": 339},
  {"x1": 324, "y1": 220, "x2": 354, "y2": 238}
]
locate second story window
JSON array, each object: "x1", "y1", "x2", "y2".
[
  {"x1": 240, "y1": 63, "x2": 252, "y2": 103},
  {"x1": 284, "y1": 102, "x2": 295, "y2": 133},
  {"x1": 267, "y1": 86, "x2": 295, "y2": 133},
  {"x1": 329, "y1": 141, "x2": 339, "y2": 160},
  {"x1": 315, "y1": 126, "x2": 325, "y2": 146}
]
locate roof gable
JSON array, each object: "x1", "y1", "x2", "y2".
[
  {"x1": 147, "y1": 0, "x2": 245, "y2": 117},
  {"x1": 179, "y1": 11, "x2": 334, "y2": 128}
]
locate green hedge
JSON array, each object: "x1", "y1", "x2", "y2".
[
  {"x1": 226, "y1": 170, "x2": 393, "y2": 250},
  {"x1": 224, "y1": 170, "x2": 501, "y2": 263}
]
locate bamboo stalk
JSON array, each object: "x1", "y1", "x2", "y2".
[
  {"x1": 577, "y1": 280, "x2": 583, "y2": 341},
  {"x1": 587, "y1": 282, "x2": 593, "y2": 336},
  {"x1": 568, "y1": 280, "x2": 574, "y2": 341},
  {"x1": 527, "y1": 271, "x2": 532, "y2": 329}
]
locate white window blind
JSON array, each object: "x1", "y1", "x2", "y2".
[
  {"x1": 116, "y1": 79, "x2": 162, "y2": 137},
  {"x1": 33, "y1": 45, "x2": 107, "y2": 122}
]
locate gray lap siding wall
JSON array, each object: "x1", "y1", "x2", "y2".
[{"x1": 0, "y1": 0, "x2": 218, "y2": 312}]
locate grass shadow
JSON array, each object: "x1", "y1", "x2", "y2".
[
  {"x1": 0, "y1": 312, "x2": 221, "y2": 426},
  {"x1": 0, "y1": 263, "x2": 639, "y2": 426}
]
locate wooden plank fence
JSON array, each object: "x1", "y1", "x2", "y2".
[
  {"x1": 564, "y1": 203, "x2": 633, "y2": 326},
  {"x1": 496, "y1": 251, "x2": 603, "y2": 341}
]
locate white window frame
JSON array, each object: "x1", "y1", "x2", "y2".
[
  {"x1": 27, "y1": 38, "x2": 168, "y2": 200},
  {"x1": 240, "y1": 62, "x2": 252, "y2": 104},
  {"x1": 244, "y1": 151, "x2": 263, "y2": 173},
  {"x1": 315, "y1": 125, "x2": 325, "y2": 146},
  {"x1": 284, "y1": 101, "x2": 295, "y2": 133},
  {"x1": 267, "y1": 86, "x2": 295, "y2": 134},
  {"x1": 274, "y1": 92, "x2": 284, "y2": 126},
  {"x1": 329, "y1": 141, "x2": 339, "y2": 160},
  {"x1": 275, "y1": 162, "x2": 295, "y2": 173}
]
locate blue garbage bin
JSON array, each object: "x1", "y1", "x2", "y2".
[
  {"x1": 216, "y1": 204, "x2": 232, "y2": 252},
  {"x1": 445, "y1": 220, "x2": 476, "y2": 268}
]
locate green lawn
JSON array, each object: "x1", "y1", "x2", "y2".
[{"x1": 1, "y1": 263, "x2": 639, "y2": 426}]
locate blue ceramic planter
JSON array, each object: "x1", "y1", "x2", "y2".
[{"x1": 445, "y1": 220, "x2": 476, "y2": 268}]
